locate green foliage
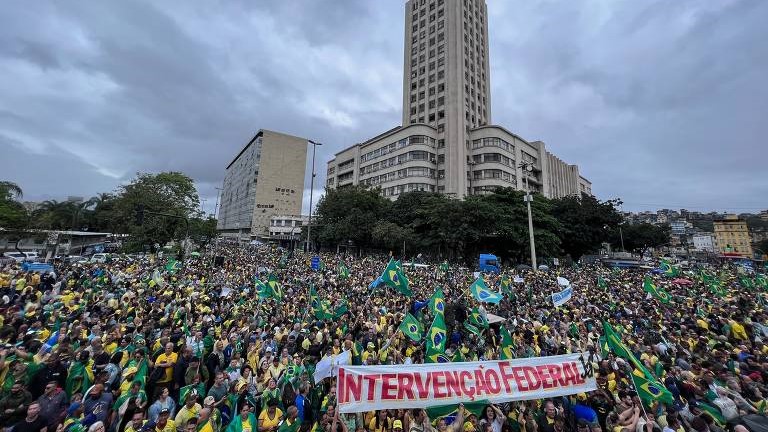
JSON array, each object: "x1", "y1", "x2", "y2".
[
  {"x1": 619, "y1": 223, "x2": 670, "y2": 255},
  {"x1": 0, "y1": 181, "x2": 28, "y2": 229},
  {"x1": 114, "y1": 172, "x2": 201, "y2": 251},
  {"x1": 550, "y1": 195, "x2": 623, "y2": 259},
  {"x1": 313, "y1": 186, "x2": 391, "y2": 247}
]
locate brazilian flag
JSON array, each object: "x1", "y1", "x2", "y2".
[
  {"x1": 468, "y1": 307, "x2": 489, "y2": 329},
  {"x1": 267, "y1": 274, "x2": 283, "y2": 300},
  {"x1": 643, "y1": 276, "x2": 671, "y2": 304},
  {"x1": 425, "y1": 313, "x2": 447, "y2": 363},
  {"x1": 255, "y1": 278, "x2": 270, "y2": 299},
  {"x1": 631, "y1": 373, "x2": 673, "y2": 406},
  {"x1": 380, "y1": 258, "x2": 412, "y2": 296},
  {"x1": 659, "y1": 260, "x2": 679, "y2": 278},
  {"x1": 499, "y1": 275, "x2": 512, "y2": 297},
  {"x1": 429, "y1": 287, "x2": 446, "y2": 316},
  {"x1": 499, "y1": 326, "x2": 516, "y2": 360},
  {"x1": 470, "y1": 277, "x2": 502, "y2": 304},
  {"x1": 337, "y1": 261, "x2": 351, "y2": 279},
  {"x1": 398, "y1": 313, "x2": 424, "y2": 342},
  {"x1": 427, "y1": 401, "x2": 488, "y2": 426}
]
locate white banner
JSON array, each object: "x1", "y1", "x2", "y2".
[
  {"x1": 336, "y1": 353, "x2": 595, "y2": 413},
  {"x1": 551, "y1": 286, "x2": 573, "y2": 307}
]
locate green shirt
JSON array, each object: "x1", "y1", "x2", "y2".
[{"x1": 278, "y1": 419, "x2": 301, "y2": 432}]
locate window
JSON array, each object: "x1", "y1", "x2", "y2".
[
  {"x1": 438, "y1": 96, "x2": 444, "y2": 106},
  {"x1": 428, "y1": 113, "x2": 435, "y2": 121},
  {"x1": 429, "y1": 87, "x2": 436, "y2": 96},
  {"x1": 437, "y1": 124, "x2": 444, "y2": 133}
]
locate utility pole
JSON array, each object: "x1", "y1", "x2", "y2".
[
  {"x1": 519, "y1": 162, "x2": 537, "y2": 270},
  {"x1": 307, "y1": 140, "x2": 323, "y2": 253}
]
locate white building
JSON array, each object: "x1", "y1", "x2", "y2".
[
  {"x1": 326, "y1": 0, "x2": 590, "y2": 200},
  {"x1": 692, "y1": 234, "x2": 715, "y2": 252}
]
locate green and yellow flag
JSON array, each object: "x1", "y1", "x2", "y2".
[
  {"x1": 469, "y1": 277, "x2": 503, "y2": 304},
  {"x1": 429, "y1": 287, "x2": 446, "y2": 316},
  {"x1": 631, "y1": 373, "x2": 674, "y2": 406},
  {"x1": 267, "y1": 274, "x2": 283, "y2": 300},
  {"x1": 425, "y1": 312, "x2": 447, "y2": 363},
  {"x1": 380, "y1": 258, "x2": 412, "y2": 296},
  {"x1": 398, "y1": 313, "x2": 424, "y2": 342},
  {"x1": 643, "y1": 276, "x2": 671, "y2": 304},
  {"x1": 468, "y1": 307, "x2": 489, "y2": 329},
  {"x1": 499, "y1": 326, "x2": 516, "y2": 360},
  {"x1": 338, "y1": 261, "x2": 351, "y2": 279},
  {"x1": 659, "y1": 260, "x2": 679, "y2": 278}
]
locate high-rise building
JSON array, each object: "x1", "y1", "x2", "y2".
[
  {"x1": 217, "y1": 129, "x2": 308, "y2": 241},
  {"x1": 327, "y1": 0, "x2": 590, "y2": 200}
]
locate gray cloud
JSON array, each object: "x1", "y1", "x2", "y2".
[{"x1": 0, "y1": 0, "x2": 765, "y2": 215}]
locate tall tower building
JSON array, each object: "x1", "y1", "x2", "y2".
[
  {"x1": 326, "y1": 0, "x2": 590, "y2": 201},
  {"x1": 402, "y1": 0, "x2": 491, "y2": 197}
]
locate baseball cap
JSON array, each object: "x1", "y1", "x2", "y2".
[
  {"x1": 393, "y1": 421, "x2": 403, "y2": 430},
  {"x1": 204, "y1": 396, "x2": 215, "y2": 406}
]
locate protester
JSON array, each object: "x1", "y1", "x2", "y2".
[{"x1": 0, "y1": 243, "x2": 766, "y2": 432}]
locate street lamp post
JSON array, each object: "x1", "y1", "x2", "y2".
[
  {"x1": 518, "y1": 162, "x2": 537, "y2": 269},
  {"x1": 468, "y1": 160, "x2": 476, "y2": 196},
  {"x1": 306, "y1": 140, "x2": 323, "y2": 253}
]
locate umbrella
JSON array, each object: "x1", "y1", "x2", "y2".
[
  {"x1": 515, "y1": 264, "x2": 532, "y2": 271},
  {"x1": 538, "y1": 265, "x2": 550, "y2": 271},
  {"x1": 190, "y1": 252, "x2": 201, "y2": 257},
  {"x1": 671, "y1": 278, "x2": 693, "y2": 285}
]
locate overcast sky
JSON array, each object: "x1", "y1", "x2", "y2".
[{"x1": 1, "y1": 0, "x2": 766, "y2": 215}]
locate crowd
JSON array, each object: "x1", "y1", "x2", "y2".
[{"x1": 0, "y1": 243, "x2": 766, "y2": 432}]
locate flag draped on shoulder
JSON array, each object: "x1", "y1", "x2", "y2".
[
  {"x1": 469, "y1": 277, "x2": 503, "y2": 304},
  {"x1": 380, "y1": 258, "x2": 412, "y2": 296},
  {"x1": 643, "y1": 276, "x2": 671, "y2": 304}
]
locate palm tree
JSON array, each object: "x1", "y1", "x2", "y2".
[{"x1": 0, "y1": 181, "x2": 23, "y2": 201}]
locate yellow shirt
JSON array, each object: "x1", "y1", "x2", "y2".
[
  {"x1": 259, "y1": 408, "x2": 284, "y2": 429},
  {"x1": 154, "y1": 419, "x2": 176, "y2": 432},
  {"x1": 731, "y1": 321, "x2": 747, "y2": 341},
  {"x1": 155, "y1": 352, "x2": 178, "y2": 383}
]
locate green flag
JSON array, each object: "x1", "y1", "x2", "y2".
[
  {"x1": 499, "y1": 326, "x2": 516, "y2": 360},
  {"x1": 597, "y1": 276, "x2": 608, "y2": 290},
  {"x1": 697, "y1": 402, "x2": 727, "y2": 426},
  {"x1": 334, "y1": 299, "x2": 349, "y2": 318},
  {"x1": 468, "y1": 307, "x2": 489, "y2": 329},
  {"x1": 659, "y1": 260, "x2": 679, "y2": 278},
  {"x1": 398, "y1": 313, "x2": 424, "y2": 342},
  {"x1": 643, "y1": 276, "x2": 671, "y2": 304},
  {"x1": 429, "y1": 287, "x2": 446, "y2": 316},
  {"x1": 631, "y1": 373, "x2": 674, "y2": 406},
  {"x1": 500, "y1": 275, "x2": 512, "y2": 297},
  {"x1": 337, "y1": 261, "x2": 351, "y2": 279},
  {"x1": 255, "y1": 278, "x2": 269, "y2": 299},
  {"x1": 739, "y1": 276, "x2": 755, "y2": 290},
  {"x1": 469, "y1": 277, "x2": 503, "y2": 304},
  {"x1": 426, "y1": 400, "x2": 488, "y2": 422},
  {"x1": 463, "y1": 321, "x2": 482, "y2": 338},
  {"x1": 439, "y1": 261, "x2": 449, "y2": 273},
  {"x1": 425, "y1": 312, "x2": 447, "y2": 363},
  {"x1": 603, "y1": 321, "x2": 655, "y2": 380},
  {"x1": 380, "y1": 258, "x2": 412, "y2": 296},
  {"x1": 179, "y1": 383, "x2": 201, "y2": 404},
  {"x1": 267, "y1": 274, "x2": 283, "y2": 300},
  {"x1": 165, "y1": 258, "x2": 181, "y2": 274}
]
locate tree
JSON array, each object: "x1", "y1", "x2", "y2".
[
  {"x1": 371, "y1": 221, "x2": 413, "y2": 251},
  {"x1": 313, "y1": 186, "x2": 391, "y2": 249},
  {"x1": 619, "y1": 223, "x2": 670, "y2": 256},
  {"x1": 112, "y1": 172, "x2": 201, "y2": 251},
  {"x1": 550, "y1": 195, "x2": 623, "y2": 260},
  {"x1": 0, "y1": 181, "x2": 27, "y2": 229}
]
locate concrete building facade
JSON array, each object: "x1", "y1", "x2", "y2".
[
  {"x1": 713, "y1": 215, "x2": 753, "y2": 257},
  {"x1": 218, "y1": 130, "x2": 308, "y2": 241},
  {"x1": 326, "y1": 0, "x2": 590, "y2": 200},
  {"x1": 692, "y1": 233, "x2": 715, "y2": 252}
]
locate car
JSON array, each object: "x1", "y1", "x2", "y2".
[
  {"x1": 23, "y1": 252, "x2": 39, "y2": 262},
  {"x1": 90, "y1": 253, "x2": 108, "y2": 263}
]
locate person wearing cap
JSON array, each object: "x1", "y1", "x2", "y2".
[
  {"x1": 173, "y1": 387, "x2": 202, "y2": 432},
  {"x1": 148, "y1": 387, "x2": 176, "y2": 424},
  {"x1": 151, "y1": 408, "x2": 175, "y2": 432}
]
